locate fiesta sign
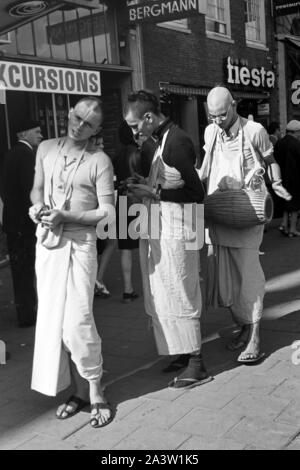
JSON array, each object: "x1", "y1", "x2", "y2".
[
  {"x1": 0, "y1": 61, "x2": 101, "y2": 95},
  {"x1": 128, "y1": 0, "x2": 206, "y2": 24},
  {"x1": 226, "y1": 57, "x2": 275, "y2": 89}
]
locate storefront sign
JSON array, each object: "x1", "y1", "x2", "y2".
[
  {"x1": 0, "y1": 61, "x2": 101, "y2": 95},
  {"x1": 127, "y1": 0, "x2": 206, "y2": 24},
  {"x1": 291, "y1": 80, "x2": 300, "y2": 105},
  {"x1": 273, "y1": 0, "x2": 300, "y2": 17},
  {"x1": 47, "y1": 11, "x2": 105, "y2": 45},
  {"x1": 257, "y1": 103, "x2": 270, "y2": 116},
  {"x1": 226, "y1": 57, "x2": 275, "y2": 89}
]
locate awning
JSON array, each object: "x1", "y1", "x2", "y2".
[
  {"x1": 285, "y1": 36, "x2": 300, "y2": 49},
  {"x1": 159, "y1": 82, "x2": 270, "y2": 100},
  {"x1": 233, "y1": 91, "x2": 270, "y2": 100},
  {"x1": 159, "y1": 82, "x2": 209, "y2": 97}
]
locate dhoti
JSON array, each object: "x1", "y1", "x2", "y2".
[
  {"x1": 206, "y1": 244, "x2": 265, "y2": 325},
  {"x1": 31, "y1": 232, "x2": 102, "y2": 396},
  {"x1": 139, "y1": 201, "x2": 202, "y2": 356}
]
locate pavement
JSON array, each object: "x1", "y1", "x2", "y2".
[{"x1": 0, "y1": 219, "x2": 300, "y2": 451}]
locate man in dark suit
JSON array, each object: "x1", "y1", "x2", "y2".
[
  {"x1": 2, "y1": 120, "x2": 43, "y2": 327},
  {"x1": 274, "y1": 119, "x2": 300, "y2": 237}
]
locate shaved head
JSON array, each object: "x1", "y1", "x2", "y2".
[
  {"x1": 207, "y1": 87, "x2": 233, "y2": 110},
  {"x1": 207, "y1": 86, "x2": 237, "y2": 130}
]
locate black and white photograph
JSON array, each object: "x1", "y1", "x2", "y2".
[{"x1": 0, "y1": 0, "x2": 299, "y2": 454}]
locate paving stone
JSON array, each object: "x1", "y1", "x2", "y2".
[
  {"x1": 66, "y1": 420, "x2": 140, "y2": 450},
  {"x1": 225, "y1": 418, "x2": 298, "y2": 450},
  {"x1": 271, "y1": 378, "x2": 300, "y2": 400},
  {"x1": 175, "y1": 389, "x2": 232, "y2": 411},
  {"x1": 223, "y1": 392, "x2": 291, "y2": 421},
  {"x1": 170, "y1": 408, "x2": 244, "y2": 439},
  {"x1": 286, "y1": 439, "x2": 300, "y2": 451},
  {"x1": 15, "y1": 435, "x2": 79, "y2": 450},
  {"x1": 178, "y1": 436, "x2": 245, "y2": 450},
  {"x1": 0, "y1": 427, "x2": 38, "y2": 450},
  {"x1": 275, "y1": 399, "x2": 300, "y2": 427},
  {"x1": 220, "y1": 372, "x2": 285, "y2": 396},
  {"x1": 116, "y1": 399, "x2": 163, "y2": 425},
  {"x1": 0, "y1": 399, "x2": 50, "y2": 429},
  {"x1": 112, "y1": 397, "x2": 146, "y2": 421},
  {"x1": 113, "y1": 426, "x2": 190, "y2": 450},
  {"x1": 267, "y1": 360, "x2": 300, "y2": 380},
  {"x1": 244, "y1": 444, "x2": 269, "y2": 450},
  {"x1": 142, "y1": 387, "x2": 187, "y2": 402},
  {"x1": 124, "y1": 401, "x2": 193, "y2": 429}
]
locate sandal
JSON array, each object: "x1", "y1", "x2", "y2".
[
  {"x1": 94, "y1": 281, "x2": 111, "y2": 298},
  {"x1": 90, "y1": 402, "x2": 113, "y2": 428},
  {"x1": 168, "y1": 375, "x2": 213, "y2": 390},
  {"x1": 123, "y1": 291, "x2": 139, "y2": 303},
  {"x1": 237, "y1": 351, "x2": 265, "y2": 364},
  {"x1": 56, "y1": 395, "x2": 89, "y2": 420},
  {"x1": 288, "y1": 232, "x2": 300, "y2": 238}
]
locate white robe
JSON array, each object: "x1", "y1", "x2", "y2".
[{"x1": 31, "y1": 232, "x2": 102, "y2": 396}]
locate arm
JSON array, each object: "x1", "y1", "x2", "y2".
[
  {"x1": 253, "y1": 127, "x2": 291, "y2": 201},
  {"x1": 60, "y1": 194, "x2": 114, "y2": 226},
  {"x1": 29, "y1": 144, "x2": 46, "y2": 223},
  {"x1": 160, "y1": 137, "x2": 205, "y2": 203}
]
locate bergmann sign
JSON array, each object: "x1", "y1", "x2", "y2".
[
  {"x1": 128, "y1": 0, "x2": 206, "y2": 24},
  {"x1": 273, "y1": 0, "x2": 300, "y2": 17}
]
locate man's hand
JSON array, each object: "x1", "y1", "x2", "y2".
[
  {"x1": 126, "y1": 173, "x2": 147, "y2": 185},
  {"x1": 272, "y1": 181, "x2": 292, "y2": 201},
  {"x1": 29, "y1": 202, "x2": 45, "y2": 224},
  {"x1": 40, "y1": 209, "x2": 64, "y2": 229},
  {"x1": 127, "y1": 183, "x2": 156, "y2": 201}
]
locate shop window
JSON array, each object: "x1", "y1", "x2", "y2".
[
  {"x1": 33, "y1": 16, "x2": 51, "y2": 58},
  {"x1": 48, "y1": 10, "x2": 67, "y2": 60},
  {"x1": 63, "y1": 9, "x2": 81, "y2": 61},
  {"x1": 93, "y1": 3, "x2": 113, "y2": 64},
  {"x1": 245, "y1": 0, "x2": 266, "y2": 47},
  {"x1": 0, "y1": 31, "x2": 17, "y2": 55},
  {"x1": 0, "y1": 33, "x2": 11, "y2": 44},
  {"x1": 206, "y1": 0, "x2": 231, "y2": 39},
  {"x1": 77, "y1": 8, "x2": 96, "y2": 63},
  {"x1": 16, "y1": 23, "x2": 35, "y2": 55},
  {"x1": 0, "y1": 3, "x2": 117, "y2": 66}
]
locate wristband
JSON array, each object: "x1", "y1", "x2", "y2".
[
  {"x1": 272, "y1": 179, "x2": 282, "y2": 185},
  {"x1": 155, "y1": 185, "x2": 161, "y2": 201}
]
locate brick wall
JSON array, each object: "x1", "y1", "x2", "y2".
[{"x1": 141, "y1": 0, "x2": 278, "y2": 119}]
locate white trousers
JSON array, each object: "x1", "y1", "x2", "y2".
[{"x1": 31, "y1": 234, "x2": 102, "y2": 396}]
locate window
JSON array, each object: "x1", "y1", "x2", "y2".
[
  {"x1": 0, "y1": 33, "x2": 11, "y2": 44},
  {"x1": 245, "y1": 0, "x2": 266, "y2": 46},
  {"x1": 206, "y1": 0, "x2": 231, "y2": 38}
]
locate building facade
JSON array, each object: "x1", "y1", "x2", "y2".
[
  {"x1": 0, "y1": 0, "x2": 279, "y2": 168},
  {"x1": 125, "y1": 0, "x2": 278, "y2": 161},
  {"x1": 274, "y1": 4, "x2": 300, "y2": 131},
  {"x1": 0, "y1": 0, "x2": 133, "y2": 164}
]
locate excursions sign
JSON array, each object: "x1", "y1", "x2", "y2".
[
  {"x1": 127, "y1": 0, "x2": 206, "y2": 24},
  {"x1": 273, "y1": 0, "x2": 300, "y2": 17},
  {"x1": 0, "y1": 61, "x2": 101, "y2": 95},
  {"x1": 226, "y1": 57, "x2": 275, "y2": 89}
]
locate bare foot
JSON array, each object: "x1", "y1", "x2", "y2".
[
  {"x1": 89, "y1": 381, "x2": 112, "y2": 428},
  {"x1": 237, "y1": 323, "x2": 264, "y2": 363}
]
